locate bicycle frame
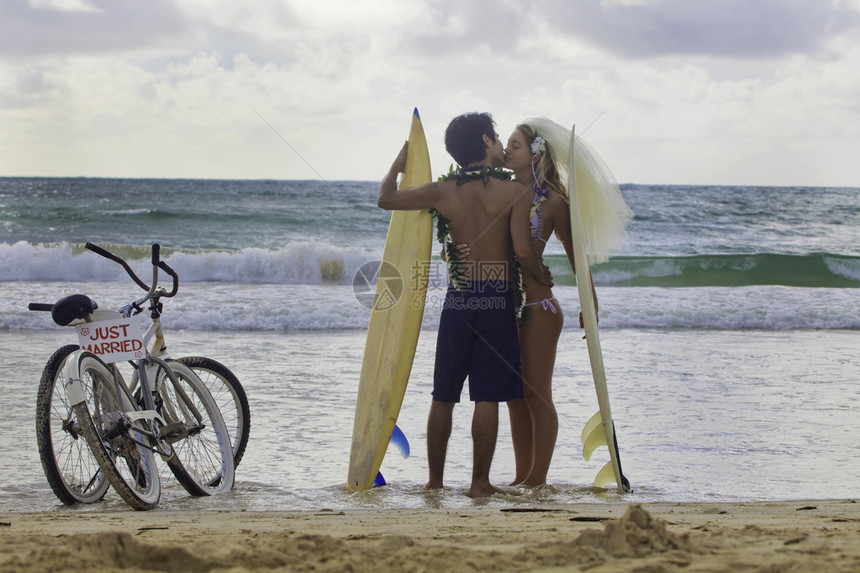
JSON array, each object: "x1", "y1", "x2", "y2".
[
  {"x1": 133, "y1": 358, "x2": 207, "y2": 452},
  {"x1": 120, "y1": 286, "x2": 210, "y2": 447},
  {"x1": 64, "y1": 338, "x2": 175, "y2": 461}
]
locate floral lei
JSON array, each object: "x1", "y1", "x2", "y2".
[
  {"x1": 428, "y1": 209, "x2": 468, "y2": 291},
  {"x1": 437, "y1": 164, "x2": 513, "y2": 186}
]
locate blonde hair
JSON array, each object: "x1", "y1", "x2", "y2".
[{"x1": 515, "y1": 123, "x2": 567, "y2": 198}]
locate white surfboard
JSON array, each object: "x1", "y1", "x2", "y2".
[{"x1": 568, "y1": 124, "x2": 631, "y2": 494}]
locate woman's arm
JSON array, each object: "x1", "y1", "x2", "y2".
[{"x1": 554, "y1": 197, "x2": 599, "y2": 322}]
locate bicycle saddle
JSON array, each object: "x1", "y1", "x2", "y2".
[{"x1": 51, "y1": 294, "x2": 99, "y2": 326}]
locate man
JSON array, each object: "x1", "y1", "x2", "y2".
[{"x1": 378, "y1": 112, "x2": 552, "y2": 497}]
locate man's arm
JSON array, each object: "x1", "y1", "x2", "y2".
[
  {"x1": 510, "y1": 190, "x2": 552, "y2": 286},
  {"x1": 378, "y1": 141, "x2": 439, "y2": 211}
]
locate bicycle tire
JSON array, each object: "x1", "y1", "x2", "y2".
[
  {"x1": 157, "y1": 361, "x2": 235, "y2": 495},
  {"x1": 72, "y1": 351, "x2": 161, "y2": 510},
  {"x1": 35, "y1": 344, "x2": 110, "y2": 505},
  {"x1": 175, "y1": 356, "x2": 250, "y2": 467}
]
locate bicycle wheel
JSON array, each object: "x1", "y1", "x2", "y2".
[
  {"x1": 35, "y1": 344, "x2": 110, "y2": 504},
  {"x1": 175, "y1": 356, "x2": 250, "y2": 467},
  {"x1": 72, "y1": 351, "x2": 161, "y2": 510},
  {"x1": 157, "y1": 361, "x2": 235, "y2": 495}
]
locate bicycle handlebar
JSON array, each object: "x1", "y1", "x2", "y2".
[
  {"x1": 85, "y1": 242, "x2": 179, "y2": 300},
  {"x1": 85, "y1": 242, "x2": 150, "y2": 291},
  {"x1": 29, "y1": 243, "x2": 180, "y2": 320}
]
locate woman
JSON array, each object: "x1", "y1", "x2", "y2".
[{"x1": 504, "y1": 118, "x2": 633, "y2": 486}]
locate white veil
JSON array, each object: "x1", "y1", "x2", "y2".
[{"x1": 524, "y1": 117, "x2": 634, "y2": 264}]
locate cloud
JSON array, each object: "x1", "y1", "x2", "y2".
[
  {"x1": 170, "y1": 1, "x2": 303, "y2": 65},
  {"x1": 402, "y1": 1, "x2": 528, "y2": 56},
  {"x1": 1, "y1": 0, "x2": 859, "y2": 185},
  {"x1": 543, "y1": 0, "x2": 860, "y2": 59},
  {"x1": 29, "y1": 0, "x2": 102, "y2": 13},
  {"x1": 0, "y1": 0, "x2": 190, "y2": 59}
]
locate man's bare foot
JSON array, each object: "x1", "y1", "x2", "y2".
[{"x1": 467, "y1": 482, "x2": 503, "y2": 498}]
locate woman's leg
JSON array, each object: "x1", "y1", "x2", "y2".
[
  {"x1": 519, "y1": 304, "x2": 563, "y2": 485},
  {"x1": 506, "y1": 397, "x2": 532, "y2": 485}
]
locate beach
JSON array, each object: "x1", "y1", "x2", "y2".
[
  {"x1": 1, "y1": 178, "x2": 858, "y2": 570},
  {"x1": 2, "y1": 500, "x2": 859, "y2": 572}
]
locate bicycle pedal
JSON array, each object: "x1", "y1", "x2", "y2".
[{"x1": 159, "y1": 422, "x2": 188, "y2": 443}]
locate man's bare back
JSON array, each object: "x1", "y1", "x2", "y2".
[{"x1": 431, "y1": 177, "x2": 533, "y2": 282}]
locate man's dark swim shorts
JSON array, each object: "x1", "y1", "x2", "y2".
[{"x1": 432, "y1": 281, "x2": 523, "y2": 402}]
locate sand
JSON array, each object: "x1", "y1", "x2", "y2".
[{"x1": 1, "y1": 500, "x2": 858, "y2": 572}]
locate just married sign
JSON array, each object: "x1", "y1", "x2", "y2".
[{"x1": 76, "y1": 316, "x2": 146, "y2": 363}]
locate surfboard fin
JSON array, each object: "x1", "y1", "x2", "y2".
[
  {"x1": 591, "y1": 456, "x2": 632, "y2": 492},
  {"x1": 593, "y1": 461, "x2": 615, "y2": 488},
  {"x1": 390, "y1": 424, "x2": 410, "y2": 458},
  {"x1": 581, "y1": 412, "x2": 632, "y2": 493},
  {"x1": 594, "y1": 462, "x2": 632, "y2": 492},
  {"x1": 581, "y1": 411, "x2": 607, "y2": 461},
  {"x1": 372, "y1": 425, "x2": 410, "y2": 489}
]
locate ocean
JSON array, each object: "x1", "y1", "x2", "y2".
[{"x1": 1, "y1": 177, "x2": 858, "y2": 512}]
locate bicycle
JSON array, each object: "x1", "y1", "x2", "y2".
[
  {"x1": 85, "y1": 243, "x2": 250, "y2": 477},
  {"x1": 33, "y1": 347, "x2": 250, "y2": 506},
  {"x1": 30, "y1": 243, "x2": 247, "y2": 509}
]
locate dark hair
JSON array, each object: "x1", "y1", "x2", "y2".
[{"x1": 444, "y1": 112, "x2": 496, "y2": 167}]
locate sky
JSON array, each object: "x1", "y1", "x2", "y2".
[{"x1": 1, "y1": 0, "x2": 859, "y2": 186}]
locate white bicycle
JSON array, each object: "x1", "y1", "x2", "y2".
[{"x1": 30, "y1": 243, "x2": 245, "y2": 509}]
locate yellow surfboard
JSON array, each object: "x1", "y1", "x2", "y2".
[
  {"x1": 568, "y1": 125, "x2": 631, "y2": 494},
  {"x1": 347, "y1": 108, "x2": 433, "y2": 491}
]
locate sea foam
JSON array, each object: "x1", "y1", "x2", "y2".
[{"x1": 0, "y1": 241, "x2": 381, "y2": 285}]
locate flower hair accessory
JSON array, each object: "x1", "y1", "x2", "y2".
[{"x1": 530, "y1": 133, "x2": 546, "y2": 155}]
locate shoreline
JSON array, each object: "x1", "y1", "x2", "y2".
[{"x1": 2, "y1": 499, "x2": 858, "y2": 572}]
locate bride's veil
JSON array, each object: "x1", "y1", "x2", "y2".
[{"x1": 525, "y1": 117, "x2": 634, "y2": 264}]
